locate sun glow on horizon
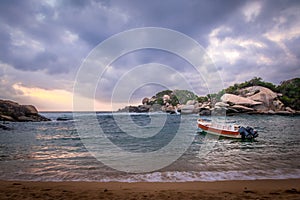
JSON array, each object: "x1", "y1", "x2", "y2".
[{"x1": 12, "y1": 83, "x2": 117, "y2": 111}]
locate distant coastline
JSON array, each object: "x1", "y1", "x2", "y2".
[{"x1": 117, "y1": 77, "x2": 300, "y2": 116}]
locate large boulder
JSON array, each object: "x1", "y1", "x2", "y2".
[
  {"x1": 241, "y1": 86, "x2": 280, "y2": 111},
  {"x1": 0, "y1": 99, "x2": 50, "y2": 122},
  {"x1": 221, "y1": 94, "x2": 262, "y2": 106},
  {"x1": 242, "y1": 86, "x2": 277, "y2": 102}
]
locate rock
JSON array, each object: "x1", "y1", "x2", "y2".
[
  {"x1": 56, "y1": 116, "x2": 73, "y2": 121},
  {"x1": 182, "y1": 105, "x2": 197, "y2": 113},
  {"x1": 0, "y1": 124, "x2": 12, "y2": 130},
  {"x1": 199, "y1": 109, "x2": 211, "y2": 116},
  {"x1": 242, "y1": 86, "x2": 280, "y2": 111},
  {"x1": 273, "y1": 99, "x2": 284, "y2": 111},
  {"x1": 211, "y1": 107, "x2": 227, "y2": 116},
  {"x1": 149, "y1": 104, "x2": 162, "y2": 112},
  {"x1": 275, "y1": 110, "x2": 294, "y2": 115},
  {"x1": 186, "y1": 100, "x2": 196, "y2": 105},
  {"x1": 142, "y1": 97, "x2": 149, "y2": 105},
  {"x1": 165, "y1": 105, "x2": 175, "y2": 113},
  {"x1": 180, "y1": 105, "x2": 194, "y2": 110},
  {"x1": 231, "y1": 105, "x2": 254, "y2": 112},
  {"x1": 252, "y1": 104, "x2": 270, "y2": 112},
  {"x1": 285, "y1": 107, "x2": 295, "y2": 113},
  {"x1": 17, "y1": 116, "x2": 36, "y2": 122},
  {"x1": 21, "y1": 105, "x2": 38, "y2": 115},
  {"x1": 0, "y1": 114, "x2": 15, "y2": 121},
  {"x1": 221, "y1": 94, "x2": 262, "y2": 106},
  {"x1": 0, "y1": 99, "x2": 50, "y2": 122},
  {"x1": 215, "y1": 102, "x2": 229, "y2": 108},
  {"x1": 226, "y1": 107, "x2": 239, "y2": 114},
  {"x1": 243, "y1": 86, "x2": 278, "y2": 102},
  {"x1": 268, "y1": 110, "x2": 276, "y2": 114},
  {"x1": 163, "y1": 95, "x2": 170, "y2": 103},
  {"x1": 200, "y1": 102, "x2": 211, "y2": 109},
  {"x1": 128, "y1": 105, "x2": 149, "y2": 113}
]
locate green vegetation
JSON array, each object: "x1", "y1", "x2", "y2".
[
  {"x1": 197, "y1": 96, "x2": 208, "y2": 103},
  {"x1": 277, "y1": 78, "x2": 300, "y2": 110},
  {"x1": 153, "y1": 89, "x2": 197, "y2": 106},
  {"x1": 148, "y1": 77, "x2": 299, "y2": 110},
  {"x1": 173, "y1": 89, "x2": 197, "y2": 104},
  {"x1": 225, "y1": 77, "x2": 277, "y2": 94},
  {"x1": 223, "y1": 77, "x2": 300, "y2": 110}
]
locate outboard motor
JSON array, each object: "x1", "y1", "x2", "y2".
[{"x1": 238, "y1": 126, "x2": 258, "y2": 140}]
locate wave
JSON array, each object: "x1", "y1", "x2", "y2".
[{"x1": 1, "y1": 169, "x2": 300, "y2": 182}]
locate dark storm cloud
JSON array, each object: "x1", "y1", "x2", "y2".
[{"x1": 0, "y1": 0, "x2": 299, "y2": 107}]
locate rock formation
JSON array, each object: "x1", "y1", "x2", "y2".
[
  {"x1": 0, "y1": 99, "x2": 50, "y2": 122},
  {"x1": 213, "y1": 86, "x2": 296, "y2": 115},
  {"x1": 221, "y1": 93, "x2": 262, "y2": 106},
  {"x1": 117, "y1": 80, "x2": 299, "y2": 115}
]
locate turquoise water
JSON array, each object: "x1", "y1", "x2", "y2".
[{"x1": 0, "y1": 113, "x2": 299, "y2": 182}]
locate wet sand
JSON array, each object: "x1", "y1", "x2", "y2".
[{"x1": 0, "y1": 179, "x2": 299, "y2": 200}]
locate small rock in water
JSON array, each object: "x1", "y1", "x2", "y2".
[{"x1": 0, "y1": 124, "x2": 12, "y2": 130}]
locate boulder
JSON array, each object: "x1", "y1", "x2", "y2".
[
  {"x1": 273, "y1": 99, "x2": 284, "y2": 111},
  {"x1": 163, "y1": 95, "x2": 170, "y2": 103},
  {"x1": 56, "y1": 116, "x2": 73, "y2": 121},
  {"x1": 215, "y1": 102, "x2": 229, "y2": 108},
  {"x1": 221, "y1": 94, "x2": 262, "y2": 106},
  {"x1": 200, "y1": 102, "x2": 211, "y2": 109},
  {"x1": 186, "y1": 100, "x2": 196, "y2": 105},
  {"x1": 0, "y1": 114, "x2": 15, "y2": 121},
  {"x1": 179, "y1": 105, "x2": 195, "y2": 114},
  {"x1": 142, "y1": 97, "x2": 149, "y2": 105},
  {"x1": 285, "y1": 107, "x2": 295, "y2": 113},
  {"x1": 231, "y1": 105, "x2": 254, "y2": 112},
  {"x1": 165, "y1": 105, "x2": 175, "y2": 113},
  {"x1": 268, "y1": 110, "x2": 276, "y2": 114},
  {"x1": 242, "y1": 86, "x2": 278, "y2": 102},
  {"x1": 21, "y1": 105, "x2": 38, "y2": 115}
]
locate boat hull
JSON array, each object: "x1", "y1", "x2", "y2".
[{"x1": 197, "y1": 120, "x2": 241, "y2": 139}]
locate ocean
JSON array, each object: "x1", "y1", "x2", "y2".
[{"x1": 0, "y1": 112, "x2": 299, "y2": 182}]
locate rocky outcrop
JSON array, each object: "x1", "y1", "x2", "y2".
[
  {"x1": 117, "y1": 85, "x2": 299, "y2": 115},
  {"x1": 117, "y1": 105, "x2": 151, "y2": 113},
  {"x1": 221, "y1": 93, "x2": 262, "y2": 106},
  {"x1": 0, "y1": 99, "x2": 50, "y2": 122},
  {"x1": 212, "y1": 86, "x2": 296, "y2": 115}
]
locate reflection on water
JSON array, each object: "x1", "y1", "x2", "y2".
[{"x1": 0, "y1": 113, "x2": 299, "y2": 182}]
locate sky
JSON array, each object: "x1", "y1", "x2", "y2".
[{"x1": 0, "y1": 0, "x2": 300, "y2": 111}]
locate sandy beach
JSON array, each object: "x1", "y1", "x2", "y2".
[{"x1": 0, "y1": 179, "x2": 299, "y2": 200}]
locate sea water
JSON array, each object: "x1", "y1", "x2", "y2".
[{"x1": 0, "y1": 113, "x2": 299, "y2": 182}]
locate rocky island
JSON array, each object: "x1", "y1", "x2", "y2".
[
  {"x1": 118, "y1": 77, "x2": 300, "y2": 115},
  {"x1": 0, "y1": 99, "x2": 50, "y2": 123}
]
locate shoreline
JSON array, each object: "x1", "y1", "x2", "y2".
[{"x1": 1, "y1": 179, "x2": 299, "y2": 200}]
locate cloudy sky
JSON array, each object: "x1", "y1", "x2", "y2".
[{"x1": 0, "y1": 0, "x2": 300, "y2": 111}]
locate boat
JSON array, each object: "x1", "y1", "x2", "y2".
[{"x1": 197, "y1": 118, "x2": 258, "y2": 140}]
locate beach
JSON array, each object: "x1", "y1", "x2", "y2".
[{"x1": 0, "y1": 179, "x2": 299, "y2": 200}]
